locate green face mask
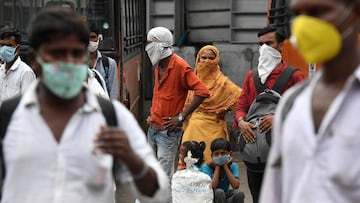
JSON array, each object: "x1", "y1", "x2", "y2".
[{"x1": 41, "y1": 62, "x2": 88, "y2": 99}]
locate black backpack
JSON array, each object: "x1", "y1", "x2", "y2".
[
  {"x1": 239, "y1": 66, "x2": 298, "y2": 171},
  {"x1": 0, "y1": 95, "x2": 118, "y2": 197},
  {"x1": 101, "y1": 55, "x2": 110, "y2": 93}
]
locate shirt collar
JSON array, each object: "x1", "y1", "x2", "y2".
[
  {"x1": 8, "y1": 56, "x2": 21, "y2": 71},
  {"x1": 156, "y1": 54, "x2": 175, "y2": 70},
  {"x1": 270, "y1": 60, "x2": 287, "y2": 74},
  {"x1": 96, "y1": 50, "x2": 103, "y2": 61},
  {"x1": 22, "y1": 80, "x2": 102, "y2": 113},
  {"x1": 0, "y1": 56, "x2": 21, "y2": 73},
  {"x1": 314, "y1": 64, "x2": 360, "y2": 88},
  {"x1": 354, "y1": 65, "x2": 360, "y2": 82}
]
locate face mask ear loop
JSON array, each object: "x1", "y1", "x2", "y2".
[
  {"x1": 14, "y1": 45, "x2": 20, "y2": 55},
  {"x1": 338, "y1": 7, "x2": 357, "y2": 40},
  {"x1": 36, "y1": 55, "x2": 45, "y2": 65},
  {"x1": 341, "y1": 26, "x2": 355, "y2": 39},
  {"x1": 334, "y1": 7, "x2": 352, "y2": 27}
]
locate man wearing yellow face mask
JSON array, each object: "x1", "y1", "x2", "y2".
[{"x1": 260, "y1": 0, "x2": 360, "y2": 203}]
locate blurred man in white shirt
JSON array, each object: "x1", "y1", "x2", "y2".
[
  {"x1": 0, "y1": 27, "x2": 36, "y2": 104},
  {"x1": 0, "y1": 8, "x2": 168, "y2": 203}
]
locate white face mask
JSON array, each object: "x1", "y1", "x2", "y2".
[
  {"x1": 257, "y1": 44, "x2": 282, "y2": 84},
  {"x1": 88, "y1": 40, "x2": 99, "y2": 52},
  {"x1": 145, "y1": 42, "x2": 162, "y2": 65},
  {"x1": 145, "y1": 41, "x2": 173, "y2": 65}
]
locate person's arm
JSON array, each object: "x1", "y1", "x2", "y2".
[
  {"x1": 96, "y1": 101, "x2": 169, "y2": 202},
  {"x1": 200, "y1": 161, "x2": 219, "y2": 190},
  {"x1": 163, "y1": 67, "x2": 209, "y2": 129},
  {"x1": 259, "y1": 115, "x2": 274, "y2": 134},
  {"x1": 211, "y1": 165, "x2": 221, "y2": 190},
  {"x1": 234, "y1": 71, "x2": 256, "y2": 142},
  {"x1": 291, "y1": 70, "x2": 305, "y2": 85},
  {"x1": 20, "y1": 69, "x2": 36, "y2": 93},
  {"x1": 163, "y1": 94, "x2": 206, "y2": 129},
  {"x1": 108, "y1": 58, "x2": 119, "y2": 100},
  {"x1": 182, "y1": 95, "x2": 205, "y2": 119},
  {"x1": 223, "y1": 158, "x2": 240, "y2": 189},
  {"x1": 181, "y1": 67, "x2": 209, "y2": 119}
]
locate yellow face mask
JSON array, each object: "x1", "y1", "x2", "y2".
[{"x1": 291, "y1": 15, "x2": 342, "y2": 64}]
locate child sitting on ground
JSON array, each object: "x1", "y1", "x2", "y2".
[
  {"x1": 177, "y1": 141, "x2": 206, "y2": 170},
  {"x1": 200, "y1": 138, "x2": 245, "y2": 203}
]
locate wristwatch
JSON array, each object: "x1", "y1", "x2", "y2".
[{"x1": 178, "y1": 113, "x2": 184, "y2": 122}]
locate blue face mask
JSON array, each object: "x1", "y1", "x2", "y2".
[
  {"x1": 0, "y1": 45, "x2": 17, "y2": 62},
  {"x1": 41, "y1": 62, "x2": 88, "y2": 99},
  {"x1": 213, "y1": 154, "x2": 231, "y2": 166}
]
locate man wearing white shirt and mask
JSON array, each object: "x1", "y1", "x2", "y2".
[
  {"x1": 88, "y1": 24, "x2": 119, "y2": 100},
  {"x1": 0, "y1": 27, "x2": 36, "y2": 104},
  {"x1": 0, "y1": 8, "x2": 168, "y2": 203},
  {"x1": 234, "y1": 25, "x2": 304, "y2": 203}
]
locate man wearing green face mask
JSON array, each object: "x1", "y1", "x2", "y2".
[
  {"x1": 260, "y1": 0, "x2": 360, "y2": 202},
  {"x1": 0, "y1": 27, "x2": 36, "y2": 104},
  {"x1": 0, "y1": 7, "x2": 169, "y2": 203}
]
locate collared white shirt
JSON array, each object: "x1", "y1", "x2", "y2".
[
  {"x1": 260, "y1": 65, "x2": 360, "y2": 203},
  {"x1": 2, "y1": 81, "x2": 169, "y2": 203},
  {"x1": 0, "y1": 56, "x2": 36, "y2": 104},
  {"x1": 93, "y1": 51, "x2": 119, "y2": 100},
  {"x1": 87, "y1": 68, "x2": 109, "y2": 99}
]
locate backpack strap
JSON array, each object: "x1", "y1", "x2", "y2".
[
  {"x1": 96, "y1": 96, "x2": 119, "y2": 179},
  {"x1": 0, "y1": 96, "x2": 21, "y2": 139},
  {"x1": 92, "y1": 69, "x2": 106, "y2": 91},
  {"x1": 253, "y1": 69, "x2": 267, "y2": 94},
  {"x1": 272, "y1": 66, "x2": 298, "y2": 94},
  {"x1": 96, "y1": 96, "x2": 118, "y2": 127},
  {"x1": 0, "y1": 95, "x2": 22, "y2": 198},
  {"x1": 101, "y1": 55, "x2": 110, "y2": 93}
]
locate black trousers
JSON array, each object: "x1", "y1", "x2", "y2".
[{"x1": 247, "y1": 168, "x2": 264, "y2": 203}]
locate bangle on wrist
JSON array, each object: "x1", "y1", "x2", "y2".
[{"x1": 132, "y1": 162, "x2": 150, "y2": 181}]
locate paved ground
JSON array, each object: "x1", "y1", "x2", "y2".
[
  {"x1": 115, "y1": 151, "x2": 253, "y2": 203},
  {"x1": 236, "y1": 157, "x2": 253, "y2": 203}
]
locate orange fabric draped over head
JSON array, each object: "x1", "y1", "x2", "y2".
[{"x1": 185, "y1": 45, "x2": 242, "y2": 113}]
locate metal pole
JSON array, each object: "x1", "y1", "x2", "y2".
[
  {"x1": 12, "y1": 0, "x2": 15, "y2": 27},
  {"x1": 308, "y1": 63, "x2": 316, "y2": 78},
  {"x1": 0, "y1": 0, "x2": 3, "y2": 26}
]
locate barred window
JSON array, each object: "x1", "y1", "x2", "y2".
[{"x1": 122, "y1": 0, "x2": 145, "y2": 59}]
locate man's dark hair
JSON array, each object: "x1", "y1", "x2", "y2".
[
  {"x1": 182, "y1": 141, "x2": 206, "y2": 167},
  {"x1": 28, "y1": 7, "x2": 89, "y2": 51},
  {"x1": 345, "y1": 0, "x2": 357, "y2": 5},
  {"x1": 0, "y1": 27, "x2": 21, "y2": 44},
  {"x1": 210, "y1": 138, "x2": 231, "y2": 152},
  {"x1": 89, "y1": 23, "x2": 100, "y2": 35},
  {"x1": 257, "y1": 25, "x2": 286, "y2": 43}
]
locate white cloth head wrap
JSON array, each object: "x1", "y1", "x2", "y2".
[{"x1": 146, "y1": 27, "x2": 173, "y2": 65}]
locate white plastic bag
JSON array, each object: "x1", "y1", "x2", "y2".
[{"x1": 171, "y1": 152, "x2": 213, "y2": 203}]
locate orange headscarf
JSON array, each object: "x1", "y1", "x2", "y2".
[{"x1": 186, "y1": 45, "x2": 242, "y2": 113}]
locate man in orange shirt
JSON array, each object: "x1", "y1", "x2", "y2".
[{"x1": 145, "y1": 27, "x2": 210, "y2": 191}]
